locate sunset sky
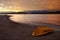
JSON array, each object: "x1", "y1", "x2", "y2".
[{"x1": 0, "y1": 0, "x2": 60, "y2": 12}]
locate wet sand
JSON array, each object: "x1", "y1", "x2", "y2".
[{"x1": 0, "y1": 15, "x2": 60, "y2": 40}]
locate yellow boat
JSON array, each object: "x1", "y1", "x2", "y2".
[{"x1": 32, "y1": 26, "x2": 53, "y2": 37}]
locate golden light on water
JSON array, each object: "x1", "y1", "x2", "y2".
[
  {"x1": 8, "y1": 14, "x2": 60, "y2": 25},
  {"x1": 9, "y1": 14, "x2": 24, "y2": 22}
]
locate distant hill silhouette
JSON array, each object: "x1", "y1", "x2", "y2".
[
  {"x1": 24, "y1": 10, "x2": 60, "y2": 14},
  {"x1": 0, "y1": 10, "x2": 60, "y2": 14}
]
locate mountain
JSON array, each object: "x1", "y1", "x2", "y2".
[
  {"x1": 0, "y1": 10, "x2": 60, "y2": 14},
  {"x1": 24, "y1": 10, "x2": 60, "y2": 14}
]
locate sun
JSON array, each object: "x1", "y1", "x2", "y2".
[{"x1": 0, "y1": 7, "x2": 24, "y2": 12}]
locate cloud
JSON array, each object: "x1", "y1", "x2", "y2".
[{"x1": 0, "y1": 0, "x2": 60, "y2": 11}]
